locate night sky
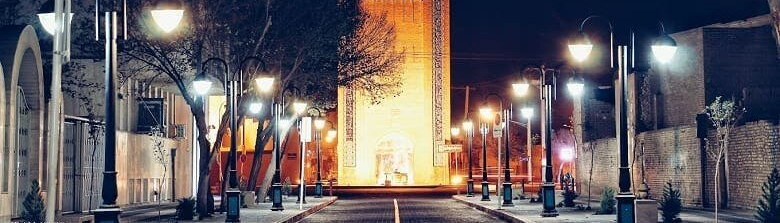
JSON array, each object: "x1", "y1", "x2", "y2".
[{"x1": 450, "y1": 0, "x2": 770, "y2": 130}]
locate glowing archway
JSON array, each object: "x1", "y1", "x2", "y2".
[{"x1": 374, "y1": 133, "x2": 414, "y2": 185}]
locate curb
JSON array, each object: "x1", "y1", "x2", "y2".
[
  {"x1": 279, "y1": 196, "x2": 338, "y2": 223},
  {"x1": 452, "y1": 195, "x2": 530, "y2": 223}
]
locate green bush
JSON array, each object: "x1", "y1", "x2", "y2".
[
  {"x1": 661, "y1": 182, "x2": 682, "y2": 223},
  {"x1": 756, "y1": 168, "x2": 780, "y2": 222},
  {"x1": 598, "y1": 187, "x2": 616, "y2": 214},
  {"x1": 176, "y1": 197, "x2": 196, "y2": 220},
  {"x1": 21, "y1": 180, "x2": 45, "y2": 223}
]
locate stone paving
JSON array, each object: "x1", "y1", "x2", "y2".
[
  {"x1": 454, "y1": 193, "x2": 758, "y2": 223},
  {"x1": 125, "y1": 196, "x2": 337, "y2": 223}
]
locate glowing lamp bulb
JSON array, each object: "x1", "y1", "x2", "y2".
[
  {"x1": 249, "y1": 102, "x2": 262, "y2": 114},
  {"x1": 151, "y1": 9, "x2": 184, "y2": 33}
]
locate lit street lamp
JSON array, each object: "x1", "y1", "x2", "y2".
[
  {"x1": 478, "y1": 115, "x2": 490, "y2": 201},
  {"x1": 270, "y1": 85, "x2": 306, "y2": 211},
  {"x1": 313, "y1": 117, "x2": 334, "y2": 198},
  {"x1": 192, "y1": 56, "x2": 266, "y2": 222},
  {"x1": 462, "y1": 119, "x2": 475, "y2": 197},
  {"x1": 515, "y1": 65, "x2": 582, "y2": 217},
  {"x1": 520, "y1": 106, "x2": 533, "y2": 183},
  {"x1": 568, "y1": 15, "x2": 677, "y2": 222},
  {"x1": 37, "y1": 0, "x2": 73, "y2": 221},
  {"x1": 481, "y1": 93, "x2": 513, "y2": 207},
  {"x1": 86, "y1": 0, "x2": 184, "y2": 221}
]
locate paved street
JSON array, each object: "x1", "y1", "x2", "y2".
[{"x1": 300, "y1": 187, "x2": 504, "y2": 222}]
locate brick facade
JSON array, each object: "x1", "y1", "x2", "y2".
[
  {"x1": 575, "y1": 15, "x2": 780, "y2": 211},
  {"x1": 576, "y1": 121, "x2": 780, "y2": 210}
]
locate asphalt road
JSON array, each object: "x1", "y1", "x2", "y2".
[{"x1": 299, "y1": 187, "x2": 505, "y2": 222}]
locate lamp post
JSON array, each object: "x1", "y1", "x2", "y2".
[
  {"x1": 462, "y1": 119, "x2": 475, "y2": 197},
  {"x1": 519, "y1": 106, "x2": 533, "y2": 183},
  {"x1": 192, "y1": 56, "x2": 268, "y2": 222},
  {"x1": 450, "y1": 126, "x2": 461, "y2": 194},
  {"x1": 268, "y1": 85, "x2": 307, "y2": 211},
  {"x1": 310, "y1": 109, "x2": 326, "y2": 198},
  {"x1": 91, "y1": 1, "x2": 183, "y2": 221},
  {"x1": 514, "y1": 66, "x2": 564, "y2": 217},
  {"x1": 568, "y1": 15, "x2": 677, "y2": 223},
  {"x1": 37, "y1": 0, "x2": 73, "y2": 221},
  {"x1": 482, "y1": 93, "x2": 513, "y2": 207},
  {"x1": 479, "y1": 117, "x2": 490, "y2": 201}
]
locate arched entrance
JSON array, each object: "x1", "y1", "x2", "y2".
[
  {"x1": 0, "y1": 25, "x2": 45, "y2": 218},
  {"x1": 374, "y1": 133, "x2": 413, "y2": 185}
]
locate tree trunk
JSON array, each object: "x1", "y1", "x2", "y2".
[
  {"x1": 256, "y1": 127, "x2": 293, "y2": 203},
  {"x1": 192, "y1": 108, "x2": 213, "y2": 217},
  {"x1": 769, "y1": 0, "x2": 780, "y2": 57},
  {"x1": 247, "y1": 120, "x2": 274, "y2": 199}
]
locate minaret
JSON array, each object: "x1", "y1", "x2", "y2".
[{"x1": 338, "y1": 0, "x2": 451, "y2": 186}]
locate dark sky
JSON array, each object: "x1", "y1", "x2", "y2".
[{"x1": 449, "y1": 0, "x2": 770, "y2": 130}]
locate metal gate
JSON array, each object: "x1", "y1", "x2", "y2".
[
  {"x1": 61, "y1": 116, "x2": 104, "y2": 213},
  {"x1": 14, "y1": 87, "x2": 31, "y2": 216}
]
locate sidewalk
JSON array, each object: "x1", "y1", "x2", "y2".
[
  {"x1": 125, "y1": 196, "x2": 337, "y2": 223},
  {"x1": 453, "y1": 193, "x2": 757, "y2": 223}
]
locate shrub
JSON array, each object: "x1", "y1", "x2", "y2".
[
  {"x1": 598, "y1": 187, "x2": 616, "y2": 214},
  {"x1": 21, "y1": 180, "x2": 45, "y2": 223},
  {"x1": 756, "y1": 168, "x2": 780, "y2": 222},
  {"x1": 176, "y1": 197, "x2": 196, "y2": 220},
  {"x1": 660, "y1": 182, "x2": 682, "y2": 223}
]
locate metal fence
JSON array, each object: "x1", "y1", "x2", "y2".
[{"x1": 61, "y1": 116, "x2": 105, "y2": 213}]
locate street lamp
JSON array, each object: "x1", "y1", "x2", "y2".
[
  {"x1": 191, "y1": 56, "x2": 267, "y2": 221},
  {"x1": 312, "y1": 115, "x2": 328, "y2": 198},
  {"x1": 248, "y1": 101, "x2": 263, "y2": 114},
  {"x1": 512, "y1": 77, "x2": 530, "y2": 97},
  {"x1": 569, "y1": 15, "x2": 677, "y2": 223},
  {"x1": 515, "y1": 66, "x2": 559, "y2": 217},
  {"x1": 462, "y1": 119, "x2": 475, "y2": 197},
  {"x1": 271, "y1": 85, "x2": 305, "y2": 211},
  {"x1": 91, "y1": 0, "x2": 183, "y2": 221},
  {"x1": 478, "y1": 117, "x2": 490, "y2": 201},
  {"x1": 37, "y1": 0, "x2": 74, "y2": 35},
  {"x1": 483, "y1": 93, "x2": 513, "y2": 207},
  {"x1": 520, "y1": 105, "x2": 533, "y2": 183},
  {"x1": 37, "y1": 0, "x2": 73, "y2": 221},
  {"x1": 567, "y1": 75, "x2": 585, "y2": 97}
]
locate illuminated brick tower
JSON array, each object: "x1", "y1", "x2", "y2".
[{"x1": 337, "y1": 0, "x2": 452, "y2": 185}]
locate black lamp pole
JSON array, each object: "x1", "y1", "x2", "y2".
[
  {"x1": 480, "y1": 121, "x2": 490, "y2": 201},
  {"x1": 271, "y1": 86, "x2": 302, "y2": 211},
  {"x1": 466, "y1": 118, "x2": 474, "y2": 197},
  {"x1": 94, "y1": 1, "x2": 120, "y2": 220},
  {"x1": 485, "y1": 93, "x2": 513, "y2": 206}
]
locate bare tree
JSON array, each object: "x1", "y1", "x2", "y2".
[
  {"x1": 113, "y1": 0, "x2": 401, "y2": 216},
  {"x1": 705, "y1": 96, "x2": 744, "y2": 222}
]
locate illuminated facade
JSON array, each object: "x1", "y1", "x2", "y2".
[{"x1": 337, "y1": 0, "x2": 452, "y2": 186}]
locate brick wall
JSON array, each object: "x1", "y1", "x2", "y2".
[
  {"x1": 703, "y1": 26, "x2": 780, "y2": 122},
  {"x1": 704, "y1": 120, "x2": 780, "y2": 210},
  {"x1": 575, "y1": 138, "x2": 618, "y2": 200},
  {"x1": 581, "y1": 97, "x2": 615, "y2": 141},
  {"x1": 634, "y1": 125, "x2": 702, "y2": 205},
  {"x1": 577, "y1": 121, "x2": 780, "y2": 210},
  {"x1": 647, "y1": 28, "x2": 705, "y2": 128}
]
